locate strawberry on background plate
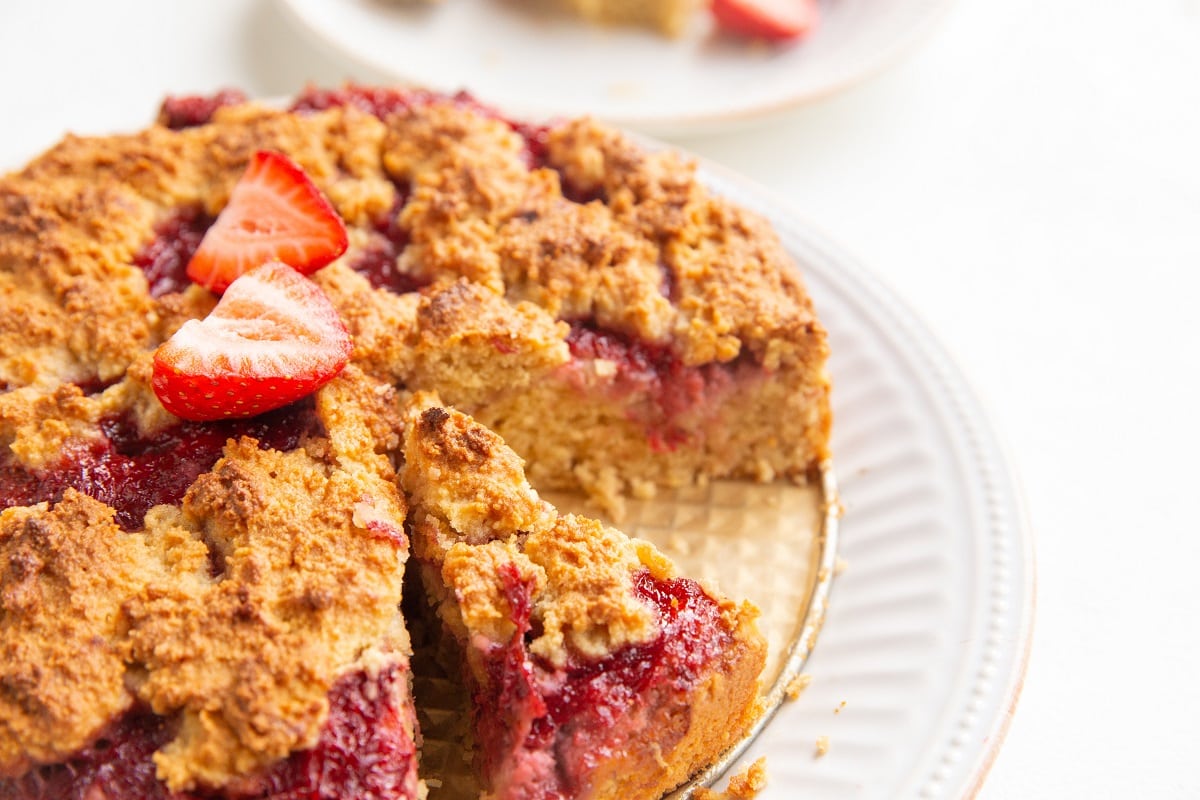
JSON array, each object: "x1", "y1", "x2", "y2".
[
  {"x1": 711, "y1": 0, "x2": 819, "y2": 41},
  {"x1": 153, "y1": 261, "x2": 353, "y2": 421},
  {"x1": 186, "y1": 149, "x2": 349, "y2": 293}
]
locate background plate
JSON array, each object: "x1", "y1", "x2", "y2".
[{"x1": 278, "y1": 0, "x2": 954, "y2": 134}]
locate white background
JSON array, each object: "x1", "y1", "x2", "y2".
[{"x1": 2, "y1": 1, "x2": 1198, "y2": 796}]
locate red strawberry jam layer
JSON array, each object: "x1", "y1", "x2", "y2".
[
  {"x1": 0, "y1": 663, "x2": 419, "y2": 800},
  {"x1": 348, "y1": 187, "x2": 429, "y2": 296},
  {"x1": 0, "y1": 401, "x2": 319, "y2": 532},
  {"x1": 471, "y1": 567, "x2": 733, "y2": 799},
  {"x1": 158, "y1": 90, "x2": 249, "y2": 131},
  {"x1": 133, "y1": 208, "x2": 215, "y2": 297},
  {"x1": 560, "y1": 321, "x2": 755, "y2": 452}
]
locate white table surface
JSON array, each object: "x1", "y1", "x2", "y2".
[{"x1": 3, "y1": 1, "x2": 1198, "y2": 797}]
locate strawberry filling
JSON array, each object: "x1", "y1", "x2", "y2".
[
  {"x1": 0, "y1": 664, "x2": 419, "y2": 800},
  {"x1": 470, "y1": 567, "x2": 733, "y2": 798},
  {"x1": 559, "y1": 321, "x2": 754, "y2": 452},
  {"x1": 158, "y1": 90, "x2": 249, "y2": 131},
  {"x1": 133, "y1": 208, "x2": 215, "y2": 297},
  {"x1": 0, "y1": 400, "x2": 319, "y2": 531},
  {"x1": 347, "y1": 186, "x2": 430, "y2": 296}
]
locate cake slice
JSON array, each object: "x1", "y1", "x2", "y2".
[
  {"x1": 559, "y1": 0, "x2": 699, "y2": 36},
  {"x1": 0, "y1": 365, "x2": 421, "y2": 800},
  {"x1": 399, "y1": 393, "x2": 766, "y2": 799}
]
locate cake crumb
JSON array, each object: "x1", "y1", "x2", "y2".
[
  {"x1": 815, "y1": 735, "x2": 831, "y2": 757},
  {"x1": 785, "y1": 672, "x2": 813, "y2": 700},
  {"x1": 667, "y1": 532, "x2": 691, "y2": 555},
  {"x1": 834, "y1": 555, "x2": 849, "y2": 576},
  {"x1": 726, "y1": 757, "x2": 768, "y2": 798},
  {"x1": 834, "y1": 700, "x2": 846, "y2": 714},
  {"x1": 693, "y1": 757, "x2": 768, "y2": 799}
]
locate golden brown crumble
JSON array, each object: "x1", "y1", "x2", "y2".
[
  {"x1": 785, "y1": 672, "x2": 814, "y2": 700},
  {"x1": 0, "y1": 491, "x2": 166, "y2": 776},
  {"x1": 815, "y1": 735, "x2": 831, "y2": 757},
  {"x1": 0, "y1": 368, "x2": 411, "y2": 790}
]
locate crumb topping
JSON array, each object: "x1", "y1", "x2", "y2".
[
  {"x1": 401, "y1": 393, "x2": 555, "y2": 557},
  {"x1": 0, "y1": 369, "x2": 410, "y2": 790},
  {"x1": 0, "y1": 491, "x2": 165, "y2": 776},
  {"x1": 401, "y1": 398, "x2": 663, "y2": 665},
  {"x1": 523, "y1": 514, "x2": 658, "y2": 665}
]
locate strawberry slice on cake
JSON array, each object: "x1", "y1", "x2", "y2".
[
  {"x1": 399, "y1": 394, "x2": 767, "y2": 800},
  {"x1": 186, "y1": 149, "x2": 349, "y2": 294},
  {"x1": 152, "y1": 261, "x2": 353, "y2": 421}
]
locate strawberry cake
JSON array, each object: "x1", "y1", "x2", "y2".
[{"x1": 0, "y1": 84, "x2": 832, "y2": 798}]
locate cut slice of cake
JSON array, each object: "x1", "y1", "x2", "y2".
[
  {"x1": 559, "y1": 0, "x2": 700, "y2": 37},
  {"x1": 399, "y1": 393, "x2": 767, "y2": 800},
  {"x1": 0, "y1": 365, "x2": 421, "y2": 800}
]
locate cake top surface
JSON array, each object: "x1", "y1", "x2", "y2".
[
  {"x1": 2, "y1": 86, "x2": 824, "y2": 396},
  {"x1": 0, "y1": 366, "x2": 410, "y2": 790}
]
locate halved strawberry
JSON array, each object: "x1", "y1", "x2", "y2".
[
  {"x1": 152, "y1": 261, "x2": 353, "y2": 421},
  {"x1": 186, "y1": 150, "x2": 349, "y2": 293},
  {"x1": 711, "y1": 0, "x2": 818, "y2": 41}
]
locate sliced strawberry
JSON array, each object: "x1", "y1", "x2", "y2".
[
  {"x1": 711, "y1": 0, "x2": 819, "y2": 41},
  {"x1": 186, "y1": 150, "x2": 349, "y2": 293},
  {"x1": 152, "y1": 261, "x2": 353, "y2": 421}
]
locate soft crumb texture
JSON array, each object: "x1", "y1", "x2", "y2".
[
  {"x1": 786, "y1": 672, "x2": 814, "y2": 700},
  {"x1": 0, "y1": 368, "x2": 412, "y2": 790},
  {"x1": 815, "y1": 735, "x2": 831, "y2": 757}
]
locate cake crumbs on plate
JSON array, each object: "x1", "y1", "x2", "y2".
[
  {"x1": 785, "y1": 672, "x2": 813, "y2": 700},
  {"x1": 694, "y1": 756, "x2": 768, "y2": 799},
  {"x1": 667, "y1": 532, "x2": 692, "y2": 555},
  {"x1": 834, "y1": 555, "x2": 849, "y2": 576},
  {"x1": 815, "y1": 735, "x2": 831, "y2": 757},
  {"x1": 834, "y1": 699, "x2": 847, "y2": 714}
]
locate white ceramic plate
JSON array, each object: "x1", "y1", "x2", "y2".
[
  {"x1": 691, "y1": 163, "x2": 1034, "y2": 798},
  {"x1": 277, "y1": 0, "x2": 954, "y2": 134}
]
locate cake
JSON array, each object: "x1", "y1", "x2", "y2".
[
  {"x1": 560, "y1": 0, "x2": 699, "y2": 37},
  {"x1": 0, "y1": 84, "x2": 832, "y2": 798},
  {"x1": 400, "y1": 394, "x2": 765, "y2": 799}
]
